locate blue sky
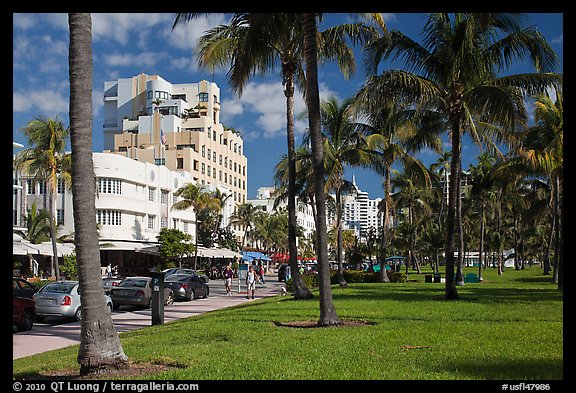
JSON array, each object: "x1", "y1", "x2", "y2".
[{"x1": 12, "y1": 13, "x2": 563, "y2": 200}]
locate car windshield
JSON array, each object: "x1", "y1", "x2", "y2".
[
  {"x1": 118, "y1": 279, "x2": 148, "y2": 288},
  {"x1": 166, "y1": 275, "x2": 189, "y2": 283},
  {"x1": 41, "y1": 282, "x2": 76, "y2": 294}
]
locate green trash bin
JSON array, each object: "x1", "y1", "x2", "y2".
[{"x1": 425, "y1": 274, "x2": 433, "y2": 283}]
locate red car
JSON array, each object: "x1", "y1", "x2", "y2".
[{"x1": 13, "y1": 296, "x2": 35, "y2": 332}]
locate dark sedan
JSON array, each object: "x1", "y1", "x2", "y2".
[
  {"x1": 13, "y1": 295, "x2": 35, "y2": 332},
  {"x1": 110, "y1": 276, "x2": 174, "y2": 309},
  {"x1": 163, "y1": 274, "x2": 209, "y2": 301}
]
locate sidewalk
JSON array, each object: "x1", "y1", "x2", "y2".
[{"x1": 13, "y1": 278, "x2": 285, "y2": 360}]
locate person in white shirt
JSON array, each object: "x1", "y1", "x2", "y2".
[{"x1": 245, "y1": 265, "x2": 256, "y2": 299}]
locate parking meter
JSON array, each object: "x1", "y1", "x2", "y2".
[{"x1": 151, "y1": 272, "x2": 164, "y2": 325}]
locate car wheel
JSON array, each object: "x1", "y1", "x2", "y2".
[
  {"x1": 17, "y1": 309, "x2": 34, "y2": 332},
  {"x1": 165, "y1": 292, "x2": 174, "y2": 306},
  {"x1": 74, "y1": 307, "x2": 82, "y2": 322},
  {"x1": 190, "y1": 289, "x2": 196, "y2": 301},
  {"x1": 203, "y1": 287, "x2": 208, "y2": 298}
]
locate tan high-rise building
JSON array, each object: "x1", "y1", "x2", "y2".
[{"x1": 102, "y1": 73, "x2": 247, "y2": 213}]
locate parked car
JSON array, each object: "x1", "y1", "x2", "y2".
[
  {"x1": 109, "y1": 276, "x2": 174, "y2": 309},
  {"x1": 162, "y1": 268, "x2": 210, "y2": 283},
  {"x1": 163, "y1": 274, "x2": 209, "y2": 301},
  {"x1": 33, "y1": 281, "x2": 113, "y2": 322},
  {"x1": 102, "y1": 276, "x2": 123, "y2": 295},
  {"x1": 13, "y1": 277, "x2": 39, "y2": 299},
  {"x1": 278, "y1": 264, "x2": 291, "y2": 282},
  {"x1": 13, "y1": 294, "x2": 36, "y2": 332}
]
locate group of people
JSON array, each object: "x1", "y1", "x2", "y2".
[{"x1": 223, "y1": 263, "x2": 266, "y2": 299}]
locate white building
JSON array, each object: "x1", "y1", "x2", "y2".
[
  {"x1": 13, "y1": 142, "x2": 26, "y2": 233},
  {"x1": 340, "y1": 176, "x2": 383, "y2": 241},
  {"x1": 20, "y1": 153, "x2": 200, "y2": 244},
  {"x1": 247, "y1": 186, "x2": 316, "y2": 241}
]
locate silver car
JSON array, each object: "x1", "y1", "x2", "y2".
[
  {"x1": 109, "y1": 276, "x2": 174, "y2": 309},
  {"x1": 33, "y1": 280, "x2": 113, "y2": 322}
]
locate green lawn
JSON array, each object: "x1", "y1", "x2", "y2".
[{"x1": 13, "y1": 266, "x2": 563, "y2": 380}]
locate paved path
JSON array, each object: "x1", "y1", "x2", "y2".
[{"x1": 13, "y1": 277, "x2": 285, "y2": 360}]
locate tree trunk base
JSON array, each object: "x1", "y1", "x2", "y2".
[
  {"x1": 79, "y1": 358, "x2": 129, "y2": 376},
  {"x1": 293, "y1": 288, "x2": 314, "y2": 300}
]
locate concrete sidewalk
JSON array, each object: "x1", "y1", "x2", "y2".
[{"x1": 13, "y1": 278, "x2": 285, "y2": 360}]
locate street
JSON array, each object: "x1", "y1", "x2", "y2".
[{"x1": 13, "y1": 277, "x2": 285, "y2": 360}]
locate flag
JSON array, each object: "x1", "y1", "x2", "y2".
[{"x1": 160, "y1": 129, "x2": 167, "y2": 145}]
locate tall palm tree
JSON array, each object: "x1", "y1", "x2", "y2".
[
  {"x1": 362, "y1": 13, "x2": 560, "y2": 300},
  {"x1": 14, "y1": 117, "x2": 72, "y2": 280},
  {"x1": 68, "y1": 13, "x2": 128, "y2": 375},
  {"x1": 301, "y1": 13, "x2": 338, "y2": 325},
  {"x1": 467, "y1": 153, "x2": 498, "y2": 281},
  {"x1": 16, "y1": 202, "x2": 51, "y2": 244},
  {"x1": 302, "y1": 95, "x2": 373, "y2": 286},
  {"x1": 353, "y1": 97, "x2": 442, "y2": 282},
  {"x1": 228, "y1": 202, "x2": 259, "y2": 248},
  {"x1": 174, "y1": 13, "x2": 376, "y2": 300},
  {"x1": 504, "y1": 90, "x2": 562, "y2": 287},
  {"x1": 172, "y1": 183, "x2": 216, "y2": 268}
]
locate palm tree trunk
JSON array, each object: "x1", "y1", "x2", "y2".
[
  {"x1": 478, "y1": 206, "x2": 485, "y2": 282},
  {"x1": 379, "y1": 170, "x2": 391, "y2": 283},
  {"x1": 69, "y1": 13, "x2": 128, "y2": 375},
  {"x1": 48, "y1": 186, "x2": 61, "y2": 280},
  {"x1": 284, "y1": 70, "x2": 312, "y2": 300},
  {"x1": 336, "y1": 187, "x2": 347, "y2": 286},
  {"x1": 444, "y1": 122, "x2": 460, "y2": 300},
  {"x1": 303, "y1": 12, "x2": 339, "y2": 326}
]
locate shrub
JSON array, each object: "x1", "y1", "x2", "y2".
[
  {"x1": 330, "y1": 270, "x2": 380, "y2": 284},
  {"x1": 284, "y1": 272, "x2": 320, "y2": 292},
  {"x1": 387, "y1": 272, "x2": 407, "y2": 283}
]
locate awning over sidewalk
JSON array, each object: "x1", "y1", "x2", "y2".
[{"x1": 99, "y1": 241, "x2": 152, "y2": 251}]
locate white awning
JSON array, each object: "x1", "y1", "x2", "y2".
[
  {"x1": 13, "y1": 240, "x2": 41, "y2": 256},
  {"x1": 99, "y1": 241, "x2": 152, "y2": 251},
  {"x1": 13, "y1": 240, "x2": 75, "y2": 257}
]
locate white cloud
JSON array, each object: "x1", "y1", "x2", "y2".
[
  {"x1": 104, "y1": 52, "x2": 167, "y2": 68},
  {"x1": 13, "y1": 90, "x2": 69, "y2": 115}
]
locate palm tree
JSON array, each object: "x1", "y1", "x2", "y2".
[
  {"x1": 303, "y1": 95, "x2": 373, "y2": 286},
  {"x1": 362, "y1": 13, "x2": 560, "y2": 300},
  {"x1": 301, "y1": 13, "x2": 341, "y2": 325},
  {"x1": 14, "y1": 117, "x2": 72, "y2": 280},
  {"x1": 228, "y1": 203, "x2": 260, "y2": 248},
  {"x1": 174, "y1": 13, "x2": 376, "y2": 300},
  {"x1": 172, "y1": 183, "x2": 216, "y2": 269},
  {"x1": 353, "y1": 97, "x2": 442, "y2": 282},
  {"x1": 467, "y1": 153, "x2": 498, "y2": 281},
  {"x1": 505, "y1": 91, "x2": 562, "y2": 288},
  {"x1": 68, "y1": 13, "x2": 128, "y2": 375},
  {"x1": 16, "y1": 201, "x2": 51, "y2": 244}
]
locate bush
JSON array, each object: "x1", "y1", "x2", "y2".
[
  {"x1": 284, "y1": 272, "x2": 320, "y2": 292},
  {"x1": 387, "y1": 272, "x2": 407, "y2": 283},
  {"x1": 330, "y1": 270, "x2": 380, "y2": 284}
]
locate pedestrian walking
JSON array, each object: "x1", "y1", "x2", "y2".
[
  {"x1": 224, "y1": 265, "x2": 234, "y2": 297},
  {"x1": 258, "y1": 264, "x2": 266, "y2": 284},
  {"x1": 246, "y1": 265, "x2": 256, "y2": 299}
]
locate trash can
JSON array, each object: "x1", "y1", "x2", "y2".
[
  {"x1": 433, "y1": 273, "x2": 441, "y2": 283},
  {"x1": 425, "y1": 274, "x2": 433, "y2": 283}
]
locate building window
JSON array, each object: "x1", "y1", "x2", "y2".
[
  {"x1": 56, "y1": 209, "x2": 64, "y2": 225},
  {"x1": 207, "y1": 166, "x2": 211, "y2": 177},
  {"x1": 202, "y1": 163, "x2": 205, "y2": 175},
  {"x1": 26, "y1": 179, "x2": 35, "y2": 195},
  {"x1": 177, "y1": 157, "x2": 184, "y2": 169},
  {"x1": 57, "y1": 179, "x2": 65, "y2": 194},
  {"x1": 202, "y1": 145, "x2": 205, "y2": 157},
  {"x1": 199, "y1": 92, "x2": 209, "y2": 102},
  {"x1": 155, "y1": 158, "x2": 165, "y2": 166},
  {"x1": 161, "y1": 190, "x2": 169, "y2": 205},
  {"x1": 207, "y1": 148, "x2": 211, "y2": 160},
  {"x1": 96, "y1": 210, "x2": 122, "y2": 226},
  {"x1": 219, "y1": 155, "x2": 222, "y2": 165},
  {"x1": 161, "y1": 216, "x2": 168, "y2": 228},
  {"x1": 173, "y1": 194, "x2": 178, "y2": 204},
  {"x1": 213, "y1": 152, "x2": 216, "y2": 162},
  {"x1": 38, "y1": 180, "x2": 46, "y2": 195},
  {"x1": 149, "y1": 187, "x2": 155, "y2": 202},
  {"x1": 148, "y1": 215, "x2": 155, "y2": 230},
  {"x1": 97, "y1": 178, "x2": 122, "y2": 194},
  {"x1": 183, "y1": 222, "x2": 189, "y2": 233}
]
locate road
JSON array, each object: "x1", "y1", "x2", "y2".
[{"x1": 13, "y1": 277, "x2": 285, "y2": 360}]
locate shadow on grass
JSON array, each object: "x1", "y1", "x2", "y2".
[
  {"x1": 425, "y1": 357, "x2": 562, "y2": 380},
  {"x1": 328, "y1": 284, "x2": 562, "y2": 305}
]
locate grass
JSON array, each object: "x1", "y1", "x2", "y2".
[{"x1": 13, "y1": 266, "x2": 563, "y2": 380}]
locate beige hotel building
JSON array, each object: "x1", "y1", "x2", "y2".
[{"x1": 103, "y1": 73, "x2": 247, "y2": 211}]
